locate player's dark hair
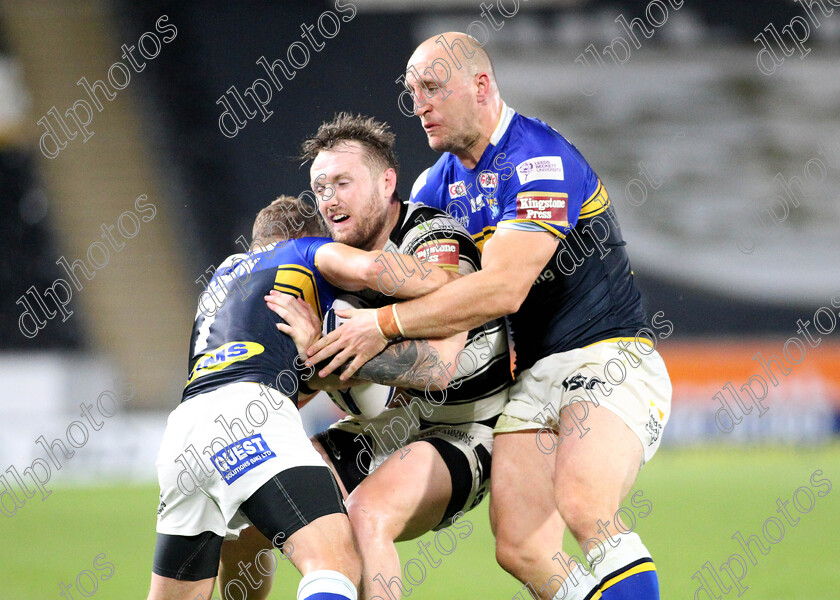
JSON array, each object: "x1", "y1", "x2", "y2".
[
  {"x1": 251, "y1": 195, "x2": 328, "y2": 247},
  {"x1": 300, "y1": 112, "x2": 400, "y2": 179}
]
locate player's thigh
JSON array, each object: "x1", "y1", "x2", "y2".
[
  {"x1": 220, "y1": 526, "x2": 273, "y2": 579},
  {"x1": 553, "y1": 401, "x2": 642, "y2": 530},
  {"x1": 238, "y1": 465, "x2": 357, "y2": 575},
  {"x1": 237, "y1": 466, "x2": 347, "y2": 545},
  {"x1": 217, "y1": 441, "x2": 332, "y2": 594},
  {"x1": 147, "y1": 573, "x2": 215, "y2": 600},
  {"x1": 150, "y1": 531, "x2": 224, "y2": 595},
  {"x1": 346, "y1": 439, "x2": 452, "y2": 542},
  {"x1": 284, "y1": 512, "x2": 359, "y2": 576},
  {"x1": 218, "y1": 435, "x2": 352, "y2": 583},
  {"x1": 502, "y1": 343, "x2": 670, "y2": 521},
  {"x1": 489, "y1": 428, "x2": 564, "y2": 547},
  {"x1": 552, "y1": 346, "x2": 670, "y2": 525}
]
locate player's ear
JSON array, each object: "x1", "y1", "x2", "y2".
[
  {"x1": 382, "y1": 167, "x2": 397, "y2": 198},
  {"x1": 475, "y1": 71, "x2": 492, "y2": 102}
]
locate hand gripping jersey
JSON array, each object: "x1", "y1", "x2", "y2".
[
  {"x1": 183, "y1": 237, "x2": 338, "y2": 404},
  {"x1": 410, "y1": 104, "x2": 647, "y2": 372},
  {"x1": 356, "y1": 201, "x2": 511, "y2": 424}
]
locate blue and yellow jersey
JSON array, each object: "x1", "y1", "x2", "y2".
[
  {"x1": 410, "y1": 104, "x2": 647, "y2": 371},
  {"x1": 182, "y1": 237, "x2": 338, "y2": 404}
]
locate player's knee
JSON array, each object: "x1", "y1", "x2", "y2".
[
  {"x1": 294, "y1": 523, "x2": 360, "y2": 586},
  {"x1": 494, "y1": 541, "x2": 519, "y2": 576},
  {"x1": 494, "y1": 533, "x2": 542, "y2": 580},
  {"x1": 491, "y1": 499, "x2": 544, "y2": 576},
  {"x1": 345, "y1": 493, "x2": 393, "y2": 542},
  {"x1": 556, "y1": 494, "x2": 605, "y2": 541}
]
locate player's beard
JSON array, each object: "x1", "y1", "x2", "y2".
[
  {"x1": 326, "y1": 189, "x2": 389, "y2": 251},
  {"x1": 430, "y1": 124, "x2": 482, "y2": 157}
]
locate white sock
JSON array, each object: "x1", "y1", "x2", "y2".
[
  {"x1": 551, "y1": 561, "x2": 600, "y2": 600},
  {"x1": 297, "y1": 569, "x2": 357, "y2": 600},
  {"x1": 586, "y1": 531, "x2": 652, "y2": 581},
  {"x1": 553, "y1": 533, "x2": 655, "y2": 600}
]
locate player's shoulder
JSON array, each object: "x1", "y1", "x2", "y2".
[
  {"x1": 257, "y1": 236, "x2": 332, "y2": 266},
  {"x1": 211, "y1": 251, "x2": 260, "y2": 283},
  {"x1": 397, "y1": 201, "x2": 472, "y2": 243},
  {"x1": 216, "y1": 251, "x2": 248, "y2": 271},
  {"x1": 294, "y1": 235, "x2": 333, "y2": 254},
  {"x1": 506, "y1": 112, "x2": 569, "y2": 150},
  {"x1": 494, "y1": 113, "x2": 594, "y2": 190},
  {"x1": 402, "y1": 200, "x2": 447, "y2": 225},
  {"x1": 409, "y1": 153, "x2": 454, "y2": 205},
  {"x1": 410, "y1": 166, "x2": 433, "y2": 201}
]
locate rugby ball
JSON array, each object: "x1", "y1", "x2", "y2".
[{"x1": 323, "y1": 295, "x2": 395, "y2": 418}]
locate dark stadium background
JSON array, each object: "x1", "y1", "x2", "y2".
[{"x1": 4, "y1": 0, "x2": 831, "y2": 351}]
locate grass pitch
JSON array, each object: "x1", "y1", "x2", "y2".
[{"x1": 3, "y1": 444, "x2": 838, "y2": 599}]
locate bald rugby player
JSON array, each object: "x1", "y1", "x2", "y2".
[{"x1": 307, "y1": 33, "x2": 672, "y2": 600}]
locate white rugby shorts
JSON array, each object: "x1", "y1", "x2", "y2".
[
  {"x1": 495, "y1": 339, "x2": 672, "y2": 463},
  {"x1": 155, "y1": 382, "x2": 327, "y2": 538}
]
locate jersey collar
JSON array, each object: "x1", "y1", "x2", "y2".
[
  {"x1": 388, "y1": 200, "x2": 409, "y2": 246},
  {"x1": 489, "y1": 102, "x2": 516, "y2": 146}
]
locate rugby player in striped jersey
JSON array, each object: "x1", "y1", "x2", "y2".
[{"x1": 220, "y1": 114, "x2": 512, "y2": 600}]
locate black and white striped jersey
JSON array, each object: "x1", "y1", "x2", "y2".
[{"x1": 358, "y1": 202, "x2": 512, "y2": 424}]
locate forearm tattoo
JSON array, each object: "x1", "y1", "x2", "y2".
[{"x1": 355, "y1": 339, "x2": 441, "y2": 389}]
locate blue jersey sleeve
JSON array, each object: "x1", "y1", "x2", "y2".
[
  {"x1": 298, "y1": 236, "x2": 334, "y2": 264},
  {"x1": 497, "y1": 123, "x2": 603, "y2": 238},
  {"x1": 257, "y1": 237, "x2": 337, "y2": 321},
  {"x1": 298, "y1": 237, "x2": 338, "y2": 318}
]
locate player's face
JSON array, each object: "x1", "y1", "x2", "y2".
[
  {"x1": 311, "y1": 142, "x2": 390, "y2": 251},
  {"x1": 406, "y1": 50, "x2": 482, "y2": 156}
]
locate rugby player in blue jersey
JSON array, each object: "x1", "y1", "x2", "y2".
[
  {"x1": 306, "y1": 33, "x2": 672, "y2": 600},
  {"x1": 147, "y1": 195, "x2": 456, "y2": 600}
]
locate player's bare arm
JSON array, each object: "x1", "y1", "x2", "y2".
[
  {"x1": 314, "y1": 241, "x2": 458, "y2": 298},
  {"x1": 353, "y1": 333, "x2": 466, "y2": 388},
  {"x1": 308, "y1": 227, "x2": 559, "y2": 379},
  {"x1": 265, "y1": 293, "x2": 365, "y2": 394},
  {"x1": 266, "y1": 291, "x2": 465, "y2": 389}
]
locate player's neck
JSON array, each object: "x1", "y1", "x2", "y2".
[
  {"x1": 453, "y1": 98, "x2": 503, "y2": 170},
  {"x1": 368, "y1": 201, "x2": 402, "y2": 251},
  {"x1": 454, "y1": 142, "x2": 487, "y2": 170}
]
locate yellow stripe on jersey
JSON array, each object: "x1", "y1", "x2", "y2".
[
  {"x1": 506, "y1": 190, "x2": 570, "y2": 237},
  {"x1": 472, "y1": 225, "x2": 497, "y2": 252},
  {"x1": 503, "y1": 218, "x2": 568, "y2": 238},
  {"x1": 579, "y1": 180, "x2": 610, "y2": 219},
  {"x1": 274, "y1": 264, "x2": 323, "y2": 320}
]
